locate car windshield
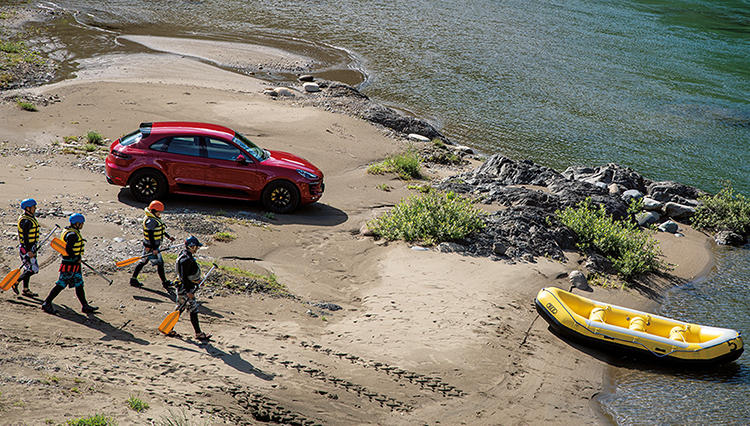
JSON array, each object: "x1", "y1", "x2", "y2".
[{"x1": 233, "y1": 132, "x2": 268, "y2": 161}]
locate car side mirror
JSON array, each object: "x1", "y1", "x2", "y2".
[{"x1": 235, "y1": 154, "x2": 248, "y2": 164}]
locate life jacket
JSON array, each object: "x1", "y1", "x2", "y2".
[
  {"x1": 142, "y1": 208, "x2": 166, "y2": 247},
  {"x1": 61, "y1": 227, "x2": 85, "y2": 260},
  {"x1": 17, "y1": 212, "x2": 39, "y2": 246}
]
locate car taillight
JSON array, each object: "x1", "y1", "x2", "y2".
[{"x1": 111, "y1": 149, "x2": 131, "y2": 160}]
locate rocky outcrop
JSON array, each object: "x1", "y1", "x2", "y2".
[
  {"x1": 435, "y1": 153, "x2": 724, "y2": 263},
  {"x1": 362, "y1": 104, "x2": 444, "y2": 140}
]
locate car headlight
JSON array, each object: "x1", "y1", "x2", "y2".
[{"x1": 296, "y1": 169, "x2": 319, "y2": 180}]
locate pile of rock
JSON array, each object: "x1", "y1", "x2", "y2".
[{"x1": 435, "y1": 154, "x2": 735, "y2": 264}]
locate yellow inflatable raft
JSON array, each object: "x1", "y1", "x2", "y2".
[{"x1": 535, "y1": 287, "x2": 744, "y2": 365}]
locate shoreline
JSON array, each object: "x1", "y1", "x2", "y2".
[{"x1": 0, "y1": 6, "x2": 726, "y2": 425}]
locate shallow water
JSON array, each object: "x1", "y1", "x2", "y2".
[{"x1": 598, "y1": 246, "x2": 750, "y2": 424}]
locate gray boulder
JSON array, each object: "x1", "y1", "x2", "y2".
[
  {"x1": 647, "y1": 181, "x2": 705, "y2": 204},
  {"x1": 438, "y1": 242, "x2": 466, "y2": 253},
  {"x1": 658, "y1": 220, "x2": 679, "y2": 233},
  {"x1": 362, "y1": 104, "x2": 444, "y2": 140},
  {"x1": 569, "y1": 270, "x2": 592, "y2": 291},
  {"x1": 621, "y1": 189, "x2": 644, "y2": 203},
  {"x1": 642, "y1": 197, "x2": 663, "y2": 211},
  {"x1": 714, "y1": 231, "x2": 746, "y2": 246},
  {"x1": 664, "y1": 202, "x2": 696, "y2": 220},
  {"x1": 636, "y1": 211, "x2": 661, "y2": 226},
  {"x1": 562, "y1": 163, "x2": 650, "y2": 192}
]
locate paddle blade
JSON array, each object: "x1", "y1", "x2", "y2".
[
  {"x1": 0, "y1": 269, "x2": 21, "y2": 291},
  {"x1": 115, "y1": 257, "x2": 141, "y2": 268},
  {"x1": 50, "y1": 238, "x2": 67, "y2": 256},
  {"x1": 158, "y1": 310, "x2": 181, "y2": 335}
]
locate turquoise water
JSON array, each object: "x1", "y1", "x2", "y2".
[
  {"x1": 45, "y1": 0, "x2": 749, "y2": 194},
  {"x1": 30, "y1": 0, "x2": 750, "y2": 422}
]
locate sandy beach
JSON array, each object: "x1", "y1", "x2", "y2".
[{"x1": 0, "y1": 41, "x2": 715, "y2": 426}]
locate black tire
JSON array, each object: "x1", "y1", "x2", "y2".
[
  {"x1": 129, "y1": 169, "x2": 168, "y2": 203},
  {"x1": 262, "y1": 180, "x2": 300, "y2": 214}
]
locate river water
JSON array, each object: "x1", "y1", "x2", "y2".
[{"x1": 23, "y1": 0, "x2": 750, "y2": 423}]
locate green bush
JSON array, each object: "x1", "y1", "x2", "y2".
[
  {"x1": 66, "y1": 414, "x2": 116, "y2": 426},
  {"x1": 367, "y1": 149, "x2": 422, "y2": 180},
  {"x1": 555, "y1": 198, "x2": 664, "y2": 280},
  {"x1": 212, "y1": 231, "x2": 236, "y2": 242},
  {"x1": 0, "y1": 40, "x2": 23, "y2": 54},
  {"x1": 83, "y1": 143, "x2": 98, "y2": 152},
  {"x1": 16, "y1": 99, "x2": 37, "y2": 111},
  {"x1": 127, "y1": 396, "x2": 149, "y2": 412},
  {"x1": 368, "y1": 190, "x2": 485, "y2": 245},
  {"x1": 691, "y1": 181, "x2": 750, "y2": 236},
  {"x1": 87, "y1": 131, "x2": 104, "y2": 145}
]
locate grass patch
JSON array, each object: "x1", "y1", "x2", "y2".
[
  {"x1": 367, "y1": 149, "x2": 422, "y2": 180},
  {"x1": 691, "y1": 181, "x2": 750, "y2": 236},
  {"x1": 127, "y1": 395, "x2": 150, "y2": 412},
  {"x1": 554, "y1": 198, "x2": 665, "y2": 280},
  {"x1": 213, "y1": 231, "x2": 236, "y2": 242},
  {"x1": 66, "y1": 414, "x2": 116, "y2": 426},
  {"x1": 161, "y1": 253, "x2": 288, "y2": 296},
  {"x1": 86, "y1": 130, "x2": 104, "y2": 145},
  {"x1": 16, "y1": 99, "x2": 37, "y2": 111},
  {"x1": 157, "y1": 409, "x2": 209, "y2": 426},
  {"x1": 376, "y1": 183, "x2": 391, "y2": 192},
  {"x1": 0, "y1": 40, "x2": 23, "y2": 54},
  {"x1": 83, "y1": 143, "x2": 98, "y2": 152},
  {"x1": 368, "y1": 190, "x2": 486, "y2": 246},
  {"x1": 63, "y1": 135, "x2": 79, "y2": 143}
]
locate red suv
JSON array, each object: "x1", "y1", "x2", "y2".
[{"x1": 105, "y1": 122, "x2": 324, "y2": 213}]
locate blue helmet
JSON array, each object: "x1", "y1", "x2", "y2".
[
  {"x1": 20, "y1": 198, "x2": 37, "y2": 210},
  {"x1": 185, "y1": 236, "x2": 202, "y2": 247},
  {"x1": 69, "y1": 213, "x2": 85, "y2": 224}
]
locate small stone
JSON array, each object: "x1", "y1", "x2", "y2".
[
  {"x1": 438, "y1": 242, "x2": 465, "y2": 253},
  {"x1": 302, "y1": 82, "x2": 320, "y2": 93},
  {"x1": 569, "y1": 270, "x2": 592, "y2": 291},
  {"x1": 359, "y1": 222, "x2": 375, "y2": 236},
  {"x1": 273, "y1": 87, "x2": 295, "y2": 97},
  {"x1": 411, "y1": 246, "x2": 428, "y2": 251},
  {"x1": 657, "y1": 220, "x2": 679, "y2": 233},
  {"x1": 298, "y1": 75, "x2": 315, "y2": 82},
  {"x1": 407, "y1": 133, "x2": 430, "y2": 142}
]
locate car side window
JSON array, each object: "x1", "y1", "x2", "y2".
[
  {"x1": 205, "y1": 138, "x2": 244, "y2": 162},
  {"x1": 165, "y1": 136, "x2": 201, "y2": 157},
  {"x1": 148, "y1": 137, "x2": 170, "y2": 152}
]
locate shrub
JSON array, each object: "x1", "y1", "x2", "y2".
[
  {"x1": 368, "y1": 190, "x2": 485, "y2": 245},
  {"x1": 87, "y1": 131, "x2": 104, "y2": 145},
  {"x1": 213, "y1": 231, "x2": 236, "y2": 242},
  {"x1": 0, "y1": 40, "x2": 23, "y2": 54},
  {"x1": 691, "y1": 181, "x2": 750, "y2": 236},
  {"x1": 16, "y1": 99, "x2": 37, "y2": 111},
  {"x1": 556, "y1": 198, "x2": 664, "y2": 280},
  {"x1": 367, "y1": 149, "x2": 422, "y2": 180},
  {"x1": 127, "y1": 396, "x2": 149, "y2": 412},
  {"x1": 83, "y1": 144, "x2": 98, "y2": 152},
  {"x1": 66, "y1": 414, "x2": 116, "y2": 426}
]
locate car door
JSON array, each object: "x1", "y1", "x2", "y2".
[
  {"x1": 203, "y1": 137, "x2": 265, "y2": 199},
  {"x1": 150, "y1": 135, "x2": 207, "y2": 188}
]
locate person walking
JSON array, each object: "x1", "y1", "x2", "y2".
[
  {"x1": 173, "y1": 236, "x2": 211, "y2": 341},
  {"x1": 14, "y1": 198, "x2": 41, "y2": 297},
  {"x1": 130, "y1": 200, "x2": 175, "y2": 293},
  {"x1": 41, "y1": 213, "x2": 98, "y2": 315}
]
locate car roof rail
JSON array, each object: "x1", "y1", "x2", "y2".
[{"x1": 139, "y1": 122, "x2": 153, "y2": 136}]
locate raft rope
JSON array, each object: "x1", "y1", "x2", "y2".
[{"x1": 544, "y1": 289, "x2": 713, "y2": 358}]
